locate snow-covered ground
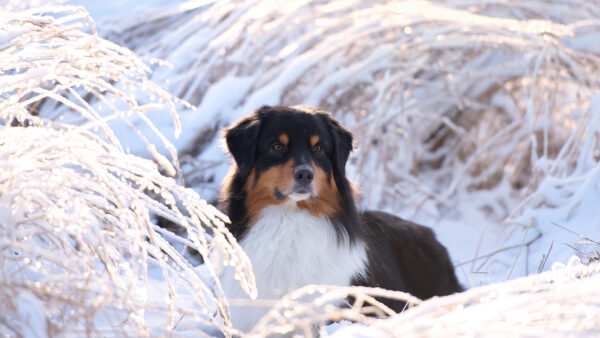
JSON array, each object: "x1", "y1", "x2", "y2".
[{"x1": 2, "y1": 0, "x2": 600, "y2": 336}]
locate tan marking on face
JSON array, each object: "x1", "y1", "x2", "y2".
[
  {"x1": 310, "y1": 135, "x2": 320, "y2": 147},
  {"x1": 279, "y1": 133, "x2": 289, "y2": 146},
  {"x1": 244, "y1": 160, "x2": 294, "y2": 225},
  {"x1": 296, "y1": 163, "x2": 340, "y2": 217}
]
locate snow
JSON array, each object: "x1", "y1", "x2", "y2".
[
  {"x1": 65, "y1": 0, "x2": 186, "y2": 24},
  {"x1": 11, "y1": 292, "x2": 47, "y2": 338},
  {"x1": 355, "y1": 257, "x2": 600, "y2": 336},
  {"x1": 2, "y1": 0, "x2": 600, "y2": 336}
]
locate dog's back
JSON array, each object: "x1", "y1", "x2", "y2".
[{"x1": 354, "y1": 211, "x2": 463, "y2": 311}]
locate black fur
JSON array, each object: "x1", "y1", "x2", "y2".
[
  {"x1": 221, "y1": 113, "x2": 259, "y2": 239},
  {"x1": 225, "y1": 114, "x2": 261, "y2": 179},
  {"x1": 353, "y1": 211, "x2": 463, "y2": 310},
  {"x1": 222, "y1": 106, "x2": 463, "y2": 312}
]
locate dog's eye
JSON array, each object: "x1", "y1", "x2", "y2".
[
  {"x1": 312, "y1": 144, "x2": 323, "y2": 152},
  {"x1": 272, "y1": 143, "x2": 284, "y2": 151}
]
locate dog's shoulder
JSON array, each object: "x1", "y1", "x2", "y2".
[{"x1": 360, "y1": 210, "x2": 437, "y2": 241}]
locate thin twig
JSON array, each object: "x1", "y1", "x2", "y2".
[
  {"x1": 551, "y1": 222, "x2": 600, "y2": 246},
  {"x1": 565, "y1": 243, "x2": 586, "y2": 256},
  {"x1": 538, "y1": 240, "x2": 554, "y2": 273},
  {"x1": 507, "y1": 223, "x2": 531, "y2": 280},
  {"x1": 455, "y1": 233, "x2": 542, "y2": 268}
]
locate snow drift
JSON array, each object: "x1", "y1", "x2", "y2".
[{"x1": 333, "y1": 258, "x2": 600, "y2": 337}]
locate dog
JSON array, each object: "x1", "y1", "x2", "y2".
[{"x1": 217, "y1": 105, "x2": 462, "y2": 332}]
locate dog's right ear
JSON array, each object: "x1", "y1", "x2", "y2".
[
  {"x1": 224, "y1": 114, "x2": 261, "y2": 177},
  {"x1": 317, "y1": 112, "x2": 354, "y2": 176}
]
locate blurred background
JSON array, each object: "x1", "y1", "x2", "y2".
[{"x1": 26, "y1": 0, "x2": 600, "y2": 286}]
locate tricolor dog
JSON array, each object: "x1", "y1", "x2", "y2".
[{"x1": 217, "y1": 105, "x2": 462, "y2": 331}]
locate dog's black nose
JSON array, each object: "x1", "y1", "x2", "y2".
[{"x1": 294, "y1": 167, "x2": 314, "y2": 185}]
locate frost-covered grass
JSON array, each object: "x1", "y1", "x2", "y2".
[
  {"x1": 0, "y1": 6, "x2": 254, "y2": 336},
  {"x1": 99, "y1": 0, "x2": 600, "y2": 211},
  {"x1": 3, "y1": 0, "x2": 600, "y2": 336},
  {"x1": 332, "y1": 258, "x2": 600, "y2": 337}
]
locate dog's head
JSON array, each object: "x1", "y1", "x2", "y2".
[{"x1": 224, "y1": 105, "x2": 354, "y2": 220}]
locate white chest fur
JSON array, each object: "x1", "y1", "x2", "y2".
[{"x1": 218, "y1": 202, "x2": 367, "y2": 332}]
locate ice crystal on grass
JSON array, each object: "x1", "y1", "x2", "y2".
[
  {"x1": 250, "y1": 285, "x2": 422, "y2": 336},
  {"x1": 0, "y1": 5, "x2": 254, "y2": 336}
]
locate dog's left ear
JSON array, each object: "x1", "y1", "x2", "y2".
[
  {"x1": 318, "y1": 113, "x2": 353, "y2": 175},
  {"x1": 225, "y1": 114, "x2": 261, "y2": 178}
]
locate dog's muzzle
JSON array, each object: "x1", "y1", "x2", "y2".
[{"x1": 289, "y1": 164, "x2": 314, "y2": 201}]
